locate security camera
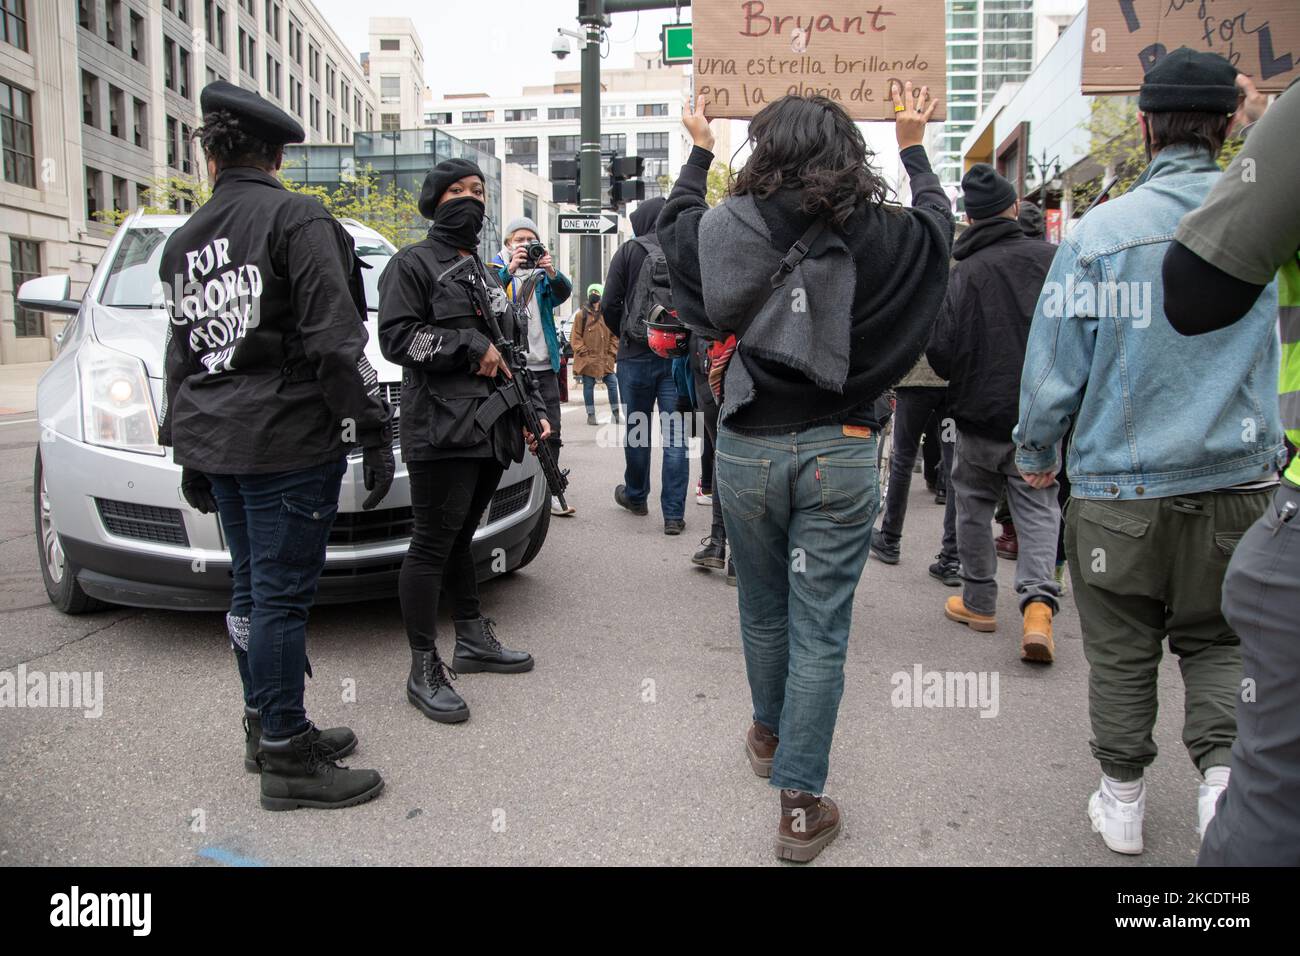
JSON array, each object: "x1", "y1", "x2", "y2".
[{"x1": 552, "y1": 33, "x2": 571, "y2": 59}]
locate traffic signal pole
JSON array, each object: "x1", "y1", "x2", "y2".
[{"x1": 577, "y1": 0, "x2": 690, "y2": 292}]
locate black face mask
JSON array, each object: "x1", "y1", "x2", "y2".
[
  {"x1": 588, "y1": 295, "x2": 601, "y2": 309},
  {"x1": 429, "y1": 196, "x2": 485, "y2": 251}
]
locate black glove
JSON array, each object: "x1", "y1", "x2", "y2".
[
  {"x1": 180, "y1": 468, "x2": 217, "y2": 515},
  {"x1": 362, "y1": 444, "x2": 396, "y2": 511}
]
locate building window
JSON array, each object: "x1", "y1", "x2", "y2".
[
  {"x1": 309, "y1": 95, "x2": 319, "y2": 131},
  {"x1": 380, "y1": 75, "x2": 400, "y2": 104},
  {"x1": 266, "y1": 1, "x2": 281, "y2": 42},
  {"x1": 639, "y1": 131, "x2": 670, "y2": 198},
  {"x1": 10, "y1": 238, "x2": 42, "y2": 337},
  {"x1": 465, "y1": 138, "x2": 494, "y2": 157},
  {"x1": 175, "y1": 0, "x2": 189, "y2": 23},
  {"x1": 427, "y1": 111, "x2": 451, "y2": 125},
  {"x1": 105, "y1": 0, "x2": 123, "y2": 49},
  {"x1": 164, "y1": 38, "x2": 176, "y2": 90},
  {"x1": 0, "y1": 81, "x2": 34, "y2": 187},
  {"x1": 340, "y1": 124, "x2": 349, "y2": 142},
  {"x1": 289, "y1": 19, "x2": 302, "y2": 63},
  {"x1": 504, "y1": 108, "x2": 537, "y2": 123},
  {"x1": 364, "y1": 107, "x2": 373, "y2": 130},
  {"x1": 166, "y1": 116, "x2": 178, "y2": 168},
  {"x1": 600, "y1": 103, "x2": 626, "y2": 119},
  {"x1": 326, "y1": 61, "x2": 337, "y2": 100},
  {"x1": 309, "y1": 44, "x2": 319, "y2": 82},
  {"x1": 81, "y1": 71, "x2": 100, "y2": 128},
  {"x1": 181, "y1": 123, "x2": 193, "y2": 173},
  {"x1": 289, "y1": 78, "x2": 299, "y2": 114},
  {"x1": 327, "y1": 110, "x2": 335, "y2": 141},
  {"x1": 113, "y1": 175, "x2": 129, "y2": 213},
  {"x1": 133, "y1": 97, "x2": 147, "y2": 147},
  {"x1": 380, "y1": 112, "x2": 399, "y2": 132},
  {"x1": 600, "y1": 132, "x2": 625, "y2": 153},
  {"x1": 354, "y1": 93, "x2": 362, "y2": 125},
  {"x1": 522, "y1": 192, "x2": 537, "y2": 223},
  {"x1": 179, "y1": 46, "x2": 191, "y2": 98},
  {"x1": 129, "y1": 10, "x2": 144, "y2": 61},
  {"x1": 78, "y1": 0, "x2": 92, "y2": 32},
  {"x1": 548, "y1": 106, "x2": 580, "y2": 121},
  {"x1": 108, "y1": 86, "x2": 125, "y2": 139},
  {"x1": 266, "y1": 55, "x2": 282, "y2": 99},
  {"x1": 461, "y1": 110, "x2": 493, "y2": 124},
  {"x1": 85, "y1": 166, "x2": 102, "y2": 220},
  {"x1": 548, "y1": 134, "x2": 578, "y2": 158},
  {"x1": 379, "y1": 38, "x2": 399, "y2": 51},
  {"x1": 205, "y1": 1, "x2": 226, "y2": 53},
  {"x1": 1, "y1": 0, "x2": 27, "y2": 51},
  {"x1": 505, "y1": 136, "x2": 537, "y2": 174},
  {"x1": 636, "y1": 103, "x2": 668, "y2": 117}
]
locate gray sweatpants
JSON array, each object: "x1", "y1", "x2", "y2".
[
  {"x1": 951, "y1": 430, "x2": 1061, "y2": 616},
  {"x1": 1199, "y1": 481, "x2": 1300, "y2": 866}
]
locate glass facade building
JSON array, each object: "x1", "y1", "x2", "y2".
[
  {"x1": 937, "y1": 0, "x2": 1036, "y2": 185},
  {"x1": 284, "y1": 127, "x2": 503, "y2": 256}
]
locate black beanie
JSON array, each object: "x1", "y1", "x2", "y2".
[
  {"x1": 1138, "y1": 47, "x2": 1238, "y2": 113},
  {"x1": 418, "y1": 157, "x2": 486, "y2": 220},
  {"x1": 1017, "y1": 199, "x2": 1045, "y2": 238},
  {"x1": 962, "y1": 164, "x2": 1018, "y2": 220}
]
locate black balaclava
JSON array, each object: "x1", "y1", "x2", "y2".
[{"x1": 420, "y1": 157, "x2": 487, "y2": 250}]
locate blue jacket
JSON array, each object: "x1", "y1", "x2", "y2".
[
  {"x1": 491, "y1": 255, "x2": 573, "y2": 374},
  {"x1": 1014, "y1": 145, "x2": 1286, "y2": 499}
]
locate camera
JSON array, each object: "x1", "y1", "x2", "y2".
[
  {"x1": 552, "y1": 34, "x2": 571, "y2": 60},
  {"x1": 523, "y1": 240, "x2": 547, "y2": 269}
]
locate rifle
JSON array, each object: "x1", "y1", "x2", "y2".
[{"x1": 436, "y1": 253, "x2": 570, "y2": 511}]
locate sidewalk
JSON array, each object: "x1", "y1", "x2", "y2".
[{"x1": 0, "y1": 361, "x2": 49, "y2": 415}]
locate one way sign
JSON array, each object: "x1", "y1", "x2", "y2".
[{"x1": 558, "y1": 213, "x2": 619, "y2": 235}]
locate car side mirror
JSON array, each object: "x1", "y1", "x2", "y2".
[{"x1": 17, "y1": 274, "x2": 80, "y2": 315}]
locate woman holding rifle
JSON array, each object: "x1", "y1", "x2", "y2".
[{"x1": 378, "y1": 157, "x2": 547, "y2": 724}]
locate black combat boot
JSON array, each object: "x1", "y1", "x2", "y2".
[
  {"x1": 452, "y1": 617, "x2": 534, "y2": 674},
  {"x1": 407, "y1": 649, "x2": 470, "y2": 723},
  {"x1": 692, "y1": 536, "x2": 726, "y2": 570},
  {"x1": 258, "y1": 728, "x2": 384, "y2": 811},
  {"x1": 244, "y1": 706, "x2": 357, "y2": 772}
]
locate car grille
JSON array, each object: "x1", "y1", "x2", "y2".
[
  {"x1": 485, "y1": 477, "x2": 533, "y2": 525},
  {"x1": 96, "y1": 499, "x2": 190, "y2": 546},
  {"x1": 326, "y1": 477, "x2": 535, "y2": 546}
]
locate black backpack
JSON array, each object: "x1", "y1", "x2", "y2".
[{"x1": 621, "y1": 234, "x2": 673, "y2": 345}]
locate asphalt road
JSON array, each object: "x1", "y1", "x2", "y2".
[{"x1": 0, "y1": 400, "x2": 1208, "y2": 866}]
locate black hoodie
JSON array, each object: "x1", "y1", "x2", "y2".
[
  {"x1": 926, "y1": 216, "x2": 1058, "y2": 441},
  {"x1": 602, "y1": 196, "x2": 666, "y2": 360}
]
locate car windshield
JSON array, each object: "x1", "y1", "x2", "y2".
[{"x1": 99, "y1": 225, "x2": 392, "y2": 311}]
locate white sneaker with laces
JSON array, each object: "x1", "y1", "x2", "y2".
[
  {"x1": 696, "y1": 481, "x2": 712, "y2": 506},
  {"x1": 1197, "y1": 781, "x2": 1227, "y2": 839},
  {"x1": 1088, "y1": 779, "x2": 1145, "y2": 855}
]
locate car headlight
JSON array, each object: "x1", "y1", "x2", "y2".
[{"x1": 77, "y1": 340, "x2": 164, "y2": 456}]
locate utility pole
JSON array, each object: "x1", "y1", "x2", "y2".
[{"x1": 576, "y1": 0, "x2": 690, "y2": 292}]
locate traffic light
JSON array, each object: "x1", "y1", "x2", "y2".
[
  {"x1": 609, "y1": 154, "x2": 645, "y2": 206},
  {"x1": 551, "y1": 157, "x2": 579, "y2": 204}
]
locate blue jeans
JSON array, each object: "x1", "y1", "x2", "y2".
[
  {"x1": 616, "y1": 352, "x2": 688, "y2": 521},
  {"x1": 580, "y1": 373, "x2": 620, "y2": 416},
  {"x1": 209, "y1": 458, "x2": 346, "y2": 738},
  {"x1": 716, "y1": 424, "x2": 880, "y2": 794}
]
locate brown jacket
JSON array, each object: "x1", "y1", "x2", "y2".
[{"x1": 571, "y1": 307, "x2": 618, "y2": 378}]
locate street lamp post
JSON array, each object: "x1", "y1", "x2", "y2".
[{"x1": 1028, "y1": 150, "x2": 1062, "y2": 208}]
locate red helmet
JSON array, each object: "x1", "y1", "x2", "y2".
[{"x1": 646, "y1": 304, "x2": 689, "y2": 359}]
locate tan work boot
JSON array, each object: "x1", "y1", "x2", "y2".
[
  {"x1": 745, "y1": 721, "x2": 778, "y2": 778},
  {"x1": 1022, "y1": 601, "x2": 1055, "y2": 663},
  {"x1": 944, "y1": 595, "x2": 997, "y2": 632},
  {"x1": 775, "y1": 789, "x2": 842, "y2": 863}
]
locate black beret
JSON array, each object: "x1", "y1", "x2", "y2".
[
  {"x1": 962, "y1": 164, "x2": 1018, "y2": 220},
  {"x1": 199, "y1": 80, "x2": 304, "y2": 145},
  {"x1": 418, "y1": 158, "x2": 486, "y2": 220},
  {"x1": 1139, "y1": 47, "x2": 1238, "y2": 114}
]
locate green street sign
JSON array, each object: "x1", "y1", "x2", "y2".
[{"x1": 662, "y1": 23, "x2": 692, "y2": 65}]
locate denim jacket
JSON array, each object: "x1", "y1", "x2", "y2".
[{"x1": 1014, "y1": 145, "x2": 1286, "y2": 499}]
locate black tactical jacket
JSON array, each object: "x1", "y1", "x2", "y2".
[
  {"x1": 157, "y1": 167, "x2": 389, "y2": 474},
  {"x1": 378, "y1": 232, "x2": 545, "y2": 466}
]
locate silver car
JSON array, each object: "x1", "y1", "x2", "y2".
[{"x1": 20, "y1": 213, "x2": 550, "y2": 614}]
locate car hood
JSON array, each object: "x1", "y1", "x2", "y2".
[{"x1": 91, "y1": 304, "x2": 403, "y2": 384}]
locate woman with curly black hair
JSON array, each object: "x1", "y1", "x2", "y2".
[{"x1": 657, "y1": 86, "x2": 954, "y2": 862}]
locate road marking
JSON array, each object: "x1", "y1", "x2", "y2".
[{"x1": 198, "y1": 845, "x2": 267, "y2": 867}]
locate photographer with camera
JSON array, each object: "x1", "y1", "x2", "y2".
[{"x1": 492, "y1": 217, "x2": 574, "y2": 516}]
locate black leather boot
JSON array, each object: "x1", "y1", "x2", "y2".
[
  {"x1": 407, "y1": 649, "x2": 470, "y2": 723},
  {"x1": 244, "y1": 706, "x2": 356, "y2": 773},
  {"x1": 258, "y1": 729, "x2": 384, "y2": 811},
  {"x1": 692, "y1": 536, "x2": 726, "y2": 570},
  {"x1": 452, "y1": 617, "x2": 534, "y2": 674}
]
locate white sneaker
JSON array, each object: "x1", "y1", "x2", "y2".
[
  {"x1": 551, "y1": 496, "x2": 575, "y2": 517},
  {"x1": 1088, "y1": 779, "x2": 1145, "y2": 855},
  {"x1": 1198, "y1": 781, "x2": 1227, "y2": 839}
]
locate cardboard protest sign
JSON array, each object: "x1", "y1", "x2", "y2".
[
  {"x1": 1083, "y1": 0, "x2": 1298, "y2": 94},
  {"x1": 692, "y1": 0, "x2": 947, "y2": 121}
]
